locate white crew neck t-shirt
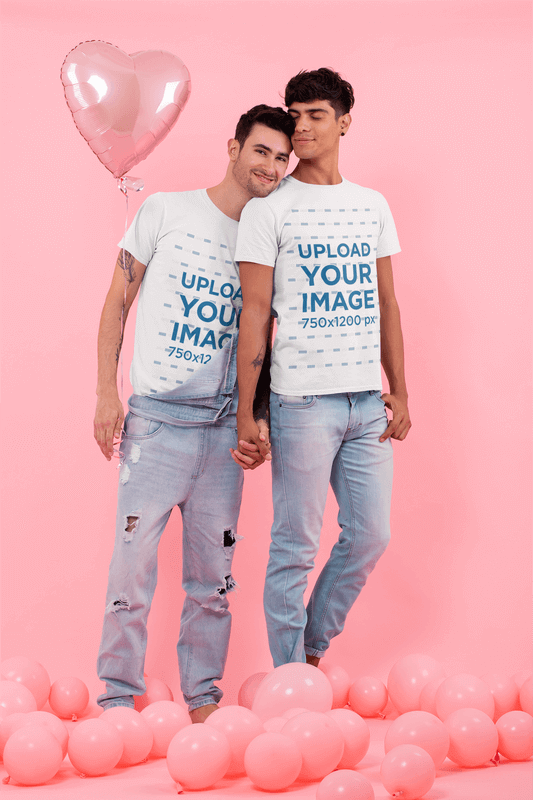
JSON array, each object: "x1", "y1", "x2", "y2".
[
  {"x1": 235, "y1": 175, "x2": 400, "y2": 396},
  {"x1": 120, "y1": 190, "x2": 240, "y2": 398}
]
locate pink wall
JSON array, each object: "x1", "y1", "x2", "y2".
[{"x1": 1, "y1": 1, "x2": 531, "y2": 706}]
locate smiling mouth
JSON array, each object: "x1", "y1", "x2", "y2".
[{"x1": 254, "y1": 172, "x2": 275, "y2": 184}]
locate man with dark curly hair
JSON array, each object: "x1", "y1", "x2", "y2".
[{"x1": 234, "y1": 69, "x2": 411, "y2": 667}]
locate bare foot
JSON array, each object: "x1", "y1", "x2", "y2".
[
  {"x1": 189, "y1": 703, "x2": 219, "y2": 723},
  {"x1": 306, "y1": 655, "x2": 320, "y2": 667}
]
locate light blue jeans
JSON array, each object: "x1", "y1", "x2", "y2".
[
  {"x1": 97, "y1": 410, "x2": 243, "y2": 711},
  {"x1": 265, "y1": 391, "x2": 393, "y2": 666}
]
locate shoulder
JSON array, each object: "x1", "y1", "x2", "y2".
[
  {"x1": 143, "y1": 189, "x2": 204, "y2": 208},
  {"x1": 340, "y1": 179, "x2": 390, "y2": 207}
]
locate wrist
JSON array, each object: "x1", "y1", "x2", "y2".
[
  {"x1": 96, "y1": 386, "x2": 120, "y2": 400},
  {"x1": 388, "y1": 389, "x2": 408, "y2": 402},
  {"x1": 237, "y1": 409, "x2": 256, "y2": 424}
]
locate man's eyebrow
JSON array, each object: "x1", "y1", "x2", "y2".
[
  {"x1": 253, "y1": 142, "x2": 291, "y2": 158},
  {"x1": 289, "y1": 107, "x2": 329, "y2": 115}
]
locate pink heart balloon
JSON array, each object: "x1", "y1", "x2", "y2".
[{"x1": 61, "y1": 40, "x2": 191, "y2": 178}]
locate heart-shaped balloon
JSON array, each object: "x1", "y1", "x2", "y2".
[{"x1": 61, "y1": 41, "x2": 191, "y2": 178}]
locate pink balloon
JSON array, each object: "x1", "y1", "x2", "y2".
[
  {"x1": 49, "y1": 676, "x2": 89, "y2": 720},
  {"x1": 140, "y1": 700, "x2": 190, "y2": 758},
  {"x1": 252, "y1": 663, "x2": 333, "y2": 721},
  {"x1": 496, "y1": 710, "x2": 533, "y2": 761},
  {"x1": 520, "y1": 676, "x2": 533, "y2": 716},
  {"x1": 0, "y1": 680, "x2": 37, "y2": 719},
  {"x1": 166, "y1": 724, "x2": 230, "y2": 790},
  {"x1": 281, "y1": 711, "x2": 344, "y2": 781},
  {"x1": 317, "y1": 769, "x2": 375, "y2": 800},
  {"x1": 513, "y1": 671, "x2": 532, "y2": 690},
  {"x1": 134, "y1": 676, "x2": 173, "y2": 711},
  {"x1": 482, "y1": 673, "x2": 520, "y2": 719},
  {"x1": 0, "y1": 713, "x2": 25, "y2": 759},
  {"x1": 319, "y1": 662, "x2": 351, "y2": 708},
  {"x1": 67, "y1": 718, "x2": 123, "y2": 776},
  {"x1": 263, "y1": 716, "x2": 286, "y2": 732},
  {"x1": 384, "y1": 710, "x2": 450, "y2": 769},
  {"x1": 4, "y1": 724, "x2": 63, "y2": 785},
  {"x1": 13, "y1": 711, "x2": 69, "y2": 758},
  {"x1": 387, "y1": 654, "x2": 445, "y2": 715},
  {"x1": 435, "y1": 674, "x2": 495, "y2": 721},
  {"x1": 444, "y1": 708, "x2": 498, "y2": 767},
  {"x1": 1, "y1": 657, "x2": 50, "y2": 710},
  {"x1": 205, "y1": 704, "x2": 264, "y2": 776},
  {"x1": 381, "y1": 744, "x2": 435, "y2": 799},
  {"x1": 100, "y1": 706, "x2": 153, "y2": 766},
  {"x1": 282, "y1": 707, "x2": 310, "y2": 719},
  {"x1": 419, "y1": 677, "x2": 445, "y2": 716},
  {"x1": 348, "y1": 676, "x2": 388, "y2": 717},
  {"x1": 238, "y1": 672, "x2": 267, "y2": 709},
  {"x1": 244, "y1": 731, "x2": 302, "y2": 791},
  {"x1": 60, "y1": 41, "x2": 191, "y2": 179},
  {"x1": 326, "y1": 708, "x2": 370, "y2": 768}
]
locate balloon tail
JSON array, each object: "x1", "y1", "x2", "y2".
[
  {"x1": 176, "y1": 783, "x2": 184, "y2": 794},
  {"x1": 113, "y1": 175, "x2": 144, "y2": 463}
]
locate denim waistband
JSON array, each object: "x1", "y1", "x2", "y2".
[{"x1": 129, "y1": 391, "x2": 238, "y2": 426}]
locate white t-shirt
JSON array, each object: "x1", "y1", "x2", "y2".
[
  {"x1": 120, "y1": 191, "x2": 241, "y2": 398},
  {"x1": 235, "y1": 175, "x2": 400, "y2": 395}
]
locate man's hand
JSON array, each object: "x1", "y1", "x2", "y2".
[
  {"x1": 379, "y1": 393, "x2": 411, "y2": 442},
  {"x1": 94, "y1": 395, "x2": 125, "y2": 460},
  {"x1": 230, "y1": 417, "x2": 271, "y2": 470}
]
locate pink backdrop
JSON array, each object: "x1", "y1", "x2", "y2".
[{"x1": 1, "y1": 1, "x2": 531, "y2": 708}]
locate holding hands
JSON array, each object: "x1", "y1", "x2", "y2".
[{"x1": 230, "y1": 416, "x2": 272, "y2": 471}]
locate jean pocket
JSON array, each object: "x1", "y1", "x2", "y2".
[
  {"x1": 277, "y1": 394, "x2": 317, "y2": 409},
  {"x1": 123, "y1": 412, "x2": 164, "y2": 439},
  {"x1": 369, "y1": 390, "x2": 386, "y2": 405}
]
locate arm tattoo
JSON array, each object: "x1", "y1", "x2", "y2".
[
  {"x1": 115, "y1": 333, "x2": 124, "y2": 363},
  {"x1": 251, "y1": 346, "x2": 265, "y2": 370},
  {"x1": 118, "y1": 250, "x2": 136, "y2": 285}
]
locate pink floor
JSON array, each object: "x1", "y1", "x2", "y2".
[{"x1": 1, "y1": 713, "x2": 531, "y2": 800}]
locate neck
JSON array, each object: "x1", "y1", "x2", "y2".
[
  {"x1": 291, "y1": 151, "x2": 342, "y2": 186},
  {"x1": 206, "y1": 175, "x2": 252, "y2": 221}
]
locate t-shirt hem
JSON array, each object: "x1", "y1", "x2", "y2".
[{"x1": 270, "y1": 383, "x2": 383, "y2": 396}]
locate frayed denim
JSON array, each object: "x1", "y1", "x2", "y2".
[{"x1": 97, "y1": 409, "x2": 243, "y2": 711}]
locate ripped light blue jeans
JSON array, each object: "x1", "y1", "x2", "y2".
[
  {"x1": 97, "y1": 410, "x2": 243, "y2": 712},
  {"x1": 265, "y1": 390, "x2": 393, "y2": 667}
]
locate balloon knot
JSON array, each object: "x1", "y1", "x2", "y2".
[
  {"x1": 117, "y1": 176, "x2": 145, "y2": 195},
  {"x1": 378, "y1": 712, "x2": 387, "y2": 719},
  {"x1": 79, "y1": 773, "x2": 87, "y2": 779},
  {"x1": 176, "y1": 784, "x2": 184, "y2": 794},
  {"x1": 71, "y1": 714, "x2": 78, "y2": 721},
  {"x1": 491, "y1": 752, "x2": 500, "y2": 766},
  {"x1": 2, "y1": 776, "x2": 10, "y2": 785}
]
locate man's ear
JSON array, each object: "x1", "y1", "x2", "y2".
[
  {"x1": 339, "y1": 113, "x2": 352, "y2": 137},
  {"x1": 228, "y1": 138, "x2": 240, "y2": 161}
]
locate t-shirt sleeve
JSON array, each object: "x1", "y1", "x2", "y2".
[
  {"x1": 117, "y1": 193, "x2": 165, "y2": 266},
  {"x1": 235, "y1": 198, "x2": 278, "y2": 268},
  {"x1": 376, "y1": 194, "x2": 401, "y2": 258}
]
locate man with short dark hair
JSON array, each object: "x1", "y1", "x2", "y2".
[
  {"x1": 94, "y1": 105, "x2": 294, "y2": 721},
  {"x1": 234, "y1": 70, "x2": 411, "y2": 667}
]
